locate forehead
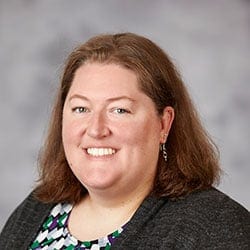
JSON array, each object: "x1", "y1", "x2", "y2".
[
  {"x1": 66, "y1": 63, "x2": 159, "y2": 112},
  {"x1": 69, "y1": 63, "x2": 141, "y2": 97}
]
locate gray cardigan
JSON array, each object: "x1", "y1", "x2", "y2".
[{"x1": 0, "y1": 188, "x2": 249, "y2": 249}]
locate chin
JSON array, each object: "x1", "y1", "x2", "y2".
[{"x1": 80, "y1": 177, "x2": 119, "y2": 192}]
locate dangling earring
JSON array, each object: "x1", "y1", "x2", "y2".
[
  {"x1": 162, "y1": 143, "x2": 168, "y2": 162},
  {"x1": 161, "y1": 133, "x2": 168, "y2": 162}
]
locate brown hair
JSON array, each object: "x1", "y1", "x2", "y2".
[{"x1": 35, "y1": 33, "x2": 220, "y2": 203}]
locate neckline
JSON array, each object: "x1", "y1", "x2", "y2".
[{"x1": 62, "y1": 203, "x2": 126, "y2": 246}]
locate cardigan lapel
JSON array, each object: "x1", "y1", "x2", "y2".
[{"x1": 112, "y1": 195, "x2": 167, "y2": 249}]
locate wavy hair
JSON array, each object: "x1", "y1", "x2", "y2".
[{"x1": 35, "y1": 33, "x2": 220, "y2": 203}]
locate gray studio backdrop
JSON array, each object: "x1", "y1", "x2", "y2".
[{"x1": 0, "y1": 0, "x2": 249, "y2": 230}]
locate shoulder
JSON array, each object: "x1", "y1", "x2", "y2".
[
  {"x1": 1, "y1": 191, "x2": 53, "y2": 229},
  {"x1": 158, "y1": 188, "x2": 250, "y2": 248},
  {"x1": 172, "y1": 188, "x2": 249, "y2": 227},
  {"x1": 0, "y1": 191, "x2": 54, "y2": 249},
  {"x1": 117, "y1": 188, "x2": 249, "y2": 249},
  {"x1": 167, "y1": 187, "x2": 249, "y2": 218}
]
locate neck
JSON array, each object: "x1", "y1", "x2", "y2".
[{"x1": 68, "y1": 184, "x2": 152, "y2": 241}]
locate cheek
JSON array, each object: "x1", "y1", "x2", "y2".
[
  {"x1": 62, "y1": 118, "x2": 82, "y2": 146},
  {"x1": 120, "y1": 117, "x2": 161, "y2": 147}
]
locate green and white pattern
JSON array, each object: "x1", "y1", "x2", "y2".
[{"x1": 29, "y1": 203, "x2": 124, "y2": 250}]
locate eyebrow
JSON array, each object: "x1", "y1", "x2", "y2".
[{"x1": 68, "y1": 94, "x2": 136, "y2": 103}]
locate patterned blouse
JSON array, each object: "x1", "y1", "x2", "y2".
[{"x1": 29, "y1": 203, "x2": 124, "y2": 250}]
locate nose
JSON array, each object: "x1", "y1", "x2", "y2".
[{"x1": 86, "y1": 111, "x2": 111, "y2": 139}]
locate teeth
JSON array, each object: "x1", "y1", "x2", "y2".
[{"x1": 87, "y1": 148, "x2": 116, "y2": 156}]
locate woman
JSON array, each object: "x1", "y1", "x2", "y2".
[{"x1": 0, "y1": 33, "x2": 249, "y2": 249}]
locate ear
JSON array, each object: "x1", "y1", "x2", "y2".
[{"x1": 159, "y1": 106, "x2": 175, "y2": 144}]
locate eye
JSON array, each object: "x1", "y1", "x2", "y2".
[
  {"x1": 72, "y1": 107, "x2": 89, "y2": 113},
  {"x1": 113, "y1": 108, "x2": 130, "y2": 114}
]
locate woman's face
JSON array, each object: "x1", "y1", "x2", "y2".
[{"x1": 62, "y1": 63, "x2": 174, "y2": 197}]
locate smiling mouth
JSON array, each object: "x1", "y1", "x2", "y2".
[{"x1": 86, "y1": 148, "x2": 116, "y2": 157}]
